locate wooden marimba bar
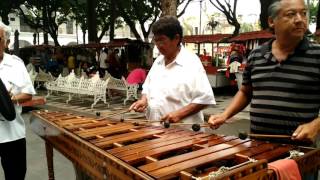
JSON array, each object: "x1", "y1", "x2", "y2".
[{"x1": 30, "y1": 110, "x2": 320, "y2": 180}]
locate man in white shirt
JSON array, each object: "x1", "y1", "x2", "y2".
[
  {"x1": 130, "y1": 16, "x2": 215, "y2": 124},
  {"x1": 0, "y1": 22, "x2": 36, "y2": 180}
]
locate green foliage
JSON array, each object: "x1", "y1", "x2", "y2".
[
  {"x1": 309, "y1": 0, "x2": 318, "y2": 23},
  {"x1": 115, "y1": 0, "x2": 161, "y2": 41},
  {"x1": 240, "y1": 23, "x2": 254, "y2": 33},
  {"x1": 207, "y1": 15, "x2": 219, "y2": 34},
  {"x1": 0, "y1": 0, "x2": 24, "y2": 24}
]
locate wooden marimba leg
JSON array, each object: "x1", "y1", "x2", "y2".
[{"x1": 45, "y1": 141, "x2": 55, "y2": 180}]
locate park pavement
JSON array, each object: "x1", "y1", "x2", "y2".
[{"x1": 0, "y1": 88, "x2": 251, "y2": 180}]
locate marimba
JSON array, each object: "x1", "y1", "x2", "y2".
[{"x1": 30, "y1": 110, "x2": 320, "y2": 180}]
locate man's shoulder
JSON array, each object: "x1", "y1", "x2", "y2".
[
  {"x1": 252, "y1": 42, "x2": 269, "y2": 53},
  {"x1": 12, "y1": 55, "x2": 24, "y2": 63},
  {"x1": 4, "y1": 53, "x2": 24, "y2": 66}
]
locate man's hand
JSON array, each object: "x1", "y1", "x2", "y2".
[
  {"x1": 208, "y1": 113, "x2": 228, "y2": 129},
  {"x1": 129, "y1": 99, "x2": 147, "y2": 112},
  {"x1": 292, "y1": 118, "x2": 320, "y2": 143},
  {"x1": 161, "y1": 111, "x2": 181, "y2": 123}
]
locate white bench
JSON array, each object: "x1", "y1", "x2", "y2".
[
  {"x1": 45, "y1": 72, "x2": 110, "y2": 108},
  {"x1": 34, "y1": 68, "x2": 55, "y2": 89},
  {"x1": 106, "y1": 76, "x2": 138, "y2": 105}
]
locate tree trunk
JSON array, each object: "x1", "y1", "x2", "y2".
[
  {"x1": 259, "y1": 0, "x2": 273, "y2": 30},
  {"x1": 315, "y1": 1, "x2": 320, "y2": 43},
  {"x1": 109, "y1": 0, "x2": 115, "y2": 41},
  {"x1": 43, "y1": 33, "x2": 48, "y2": 45},
  {"x1": 51, "y1": 33, "x2": 60, "y2": 46},
  {"x1": 82, "y1": 30, "x2": 86, "y2": 44},
  {"x1": 233, "y1": 24, "x2": 240, "y2": 36},
  {"x1": 87, "y1": 0, "x2": 97, "y2": 43},
  {"x1": 161, "y1": 0, "x2": 177, "y2": 17},
  {"x1": 0, "y1": 12, "x2": 9, "y2": 25},
  {"x1": 316, "y1": 1, "x2": 320, "y2": 30}
]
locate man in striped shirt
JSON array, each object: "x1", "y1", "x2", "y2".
[{"x1": 208, "y1": 0, "x2": 320, "y2": 145}]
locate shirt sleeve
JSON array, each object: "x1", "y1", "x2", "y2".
[
  {"x1": 191, "y1": 68, "x2": 216, "y2": 105},
  {"x1": 14, "y1": 62, "x2": 36, "y2": 95},
  {"x1": 141, "y1": 68, "x2": 152, "y2": 95},
  {"x1": 242, "y1": 51, "x2": 254, "y2": 85}
]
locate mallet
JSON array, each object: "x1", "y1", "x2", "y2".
[
  {"x1": 163, "y1": 121, "x2": 210, "y2": 132},
  {"x1": 238, "y1": 131, "x2": 292, "y2": 140}
]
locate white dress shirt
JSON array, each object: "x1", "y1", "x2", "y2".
[
  {"x1": 142, "y1": 46, "x2": 215, "y2": 123},
  {"x1": 0, "y1": 53, "x2": 36, "y2": 143}
]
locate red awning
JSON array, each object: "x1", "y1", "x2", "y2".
[
  {"x1": 183, "y1": 34, "x2": 232, "y2": 44},
  {"x1": 229, "y1": 30, "x2": 274, "y2": 42}
]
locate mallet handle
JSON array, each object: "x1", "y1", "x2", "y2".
[{"x1": 249, "y1": 133, "x2": 291, "y2": 139}]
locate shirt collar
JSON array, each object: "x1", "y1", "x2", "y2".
[
  {"x1": 260, "y1": 36, "x2": 310, "y2": 61},
  {"x1": 158, "y1": 45, "x2": 185, "y2": 67},
  {"x1": 261, "y1": 36, "x2": 310, "y2": 55},
  {"x1": 0, "y1": 53, "x2": 13, "y2": 68}
]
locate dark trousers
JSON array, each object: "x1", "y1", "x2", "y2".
[{"x1": 0, "y1": 138, "x2": 26, "y2": 180}]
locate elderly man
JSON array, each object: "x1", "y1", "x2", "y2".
[
  {"x1": 209, "y1": 0, "x2": 320, "y2": 146},
  {"x1": 0, "y1": 22, "x2": 35, "y2": 180},
  {"x1": 130, "y1": 16, "x2": 215, "y2": 124}
]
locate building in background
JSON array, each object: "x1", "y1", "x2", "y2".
[{"x1": 1, "y1": 13, "x2": 136, "y2": 50}]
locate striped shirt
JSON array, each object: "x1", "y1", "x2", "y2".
[{"x1": 243, "y1": 37, "x2": 320, "y2": 136}]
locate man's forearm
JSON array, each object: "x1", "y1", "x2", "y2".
[
  {"x1": 311, "y1": 117, "x2": 320, "y2": 135},
  {"x1": 175, "y1": 103, "x2": 207, "y2": 120},
  {"x1": 223, "y1": 85, "x2": 252, "y2": 119},
  {"x1": 11, "y1": 93, "x2": 32, "y2": 104}
]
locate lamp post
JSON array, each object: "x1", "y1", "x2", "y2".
[
  {"x1": 198, "y1": 0, "x2": 204, "y2": 55},
  {"x1": 199, "y1": 0, "x2": 203, "y2": 35}
]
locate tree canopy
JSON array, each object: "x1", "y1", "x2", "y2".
[{"x1": 0, "y1": 0, "x2": 194, "y2": 44}]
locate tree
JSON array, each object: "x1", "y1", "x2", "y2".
[
  {"x1": 115, "y1": 0, "x2": 161, "y2": 42},
  {"x1": 259, "y1": 0, "x2": 273, "y2": 30},
  {"x1": 87, "y1": 0, "x2": 97, "y2": 43},
  {"x1": 68, "y1": 0, "x2": 123, "y2": 43},
  {"x1": 207, "y1": 15, "x2": 219, "y2": 34},
  {"x1": 159, "y1": 0, "x2": 194, "y2": 17},
  {"x1": 177, "y1": 0, "x2": 194, "y2": 17},
  {"x1": 315, "y1": 0, "x2": 320, "y2": 41},
  {"x1": 309, "y1": 0, "x2": 318, "y2": 24},
  {"x1": 317, "y1": 1, "x2": 320, "y2": 28},
  {"x1": 160, "y1": 0, "x2": 177, "y2": 16},
  {"x1": 96, "y1": 0, "x2": 123, "y2": 42},
  {"x1": 181, "y1": 17, "x2": 195, "y2": 35},
  {"x1": 240, "y1": 23, "x2": 254, "y2": 33},
  {"x1": 208, "y1": 0, "x2": 240, "y2": 36},
  {"x1": 0, "y1": 0, "x2": 24, "y2": 25},
  {"x1": 68, "y1": 0, "x2": 88, "y2": 44},
  {"x1": 17, "y1": 0, "x2": 72, "y2": 46}
]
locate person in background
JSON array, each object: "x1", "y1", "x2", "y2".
[
  {"x1": 208, "y1": 0, "x2": 320, "y2": 149},
  {"x1": 106, "y1": 49, "x2": 121, "y2": 78},
  {"x1": 119, "y1": 49, "x2": 128, "y2": 77},
  {"x1": 67, "y1": 50, "x2": 76, "y2": 73},
  {"x1": 126, "y1": 66, "x2": 147, "y2": 90},
  {"x1": 0, "y1": 21, "x2": 36, "y2": 180},
  {"x1": 130, "y1": 16, "x2": 215, "y2": 124},
  {"x1": 98, "y1": 48, "x2": 108, "y2": 78}
]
